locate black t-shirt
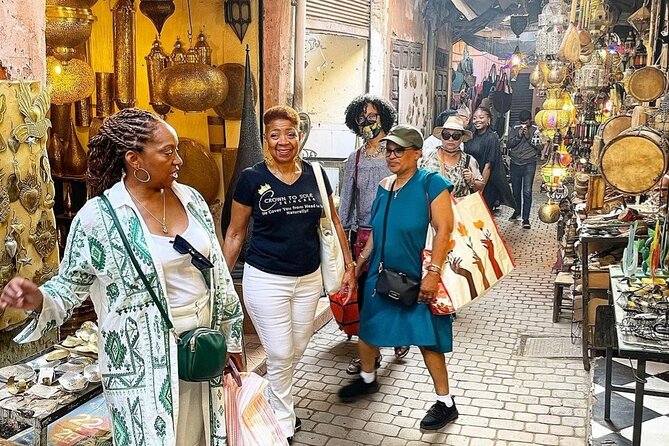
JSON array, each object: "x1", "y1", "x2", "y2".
[{"x1": 233, "y1": 161, "x2": 333, "y2": 276}]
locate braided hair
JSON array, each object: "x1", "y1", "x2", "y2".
[
  {"x1": 344, "y1": 94, "x2": 397, "y2": 137},
  {"x1": 87, "y1": 108, "x2": 162, "y2": 197}
]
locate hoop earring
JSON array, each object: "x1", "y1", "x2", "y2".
[{"x1": 133, "y1": 168, "x2": 151, "y2": 183}]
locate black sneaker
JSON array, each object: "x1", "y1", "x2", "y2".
[
  {"x1": 509, "y1": 212, "x2": 520, "y2": 221},
  {"x1": 394, "y1": 346, "x2": 410, "y2": 359},
  {"x1": 420, "y1": 400, "x2": 459, "y2": 431},
  {"x1": 338, "y1": 378, "x2": 380, "y2": 402},
  {"x1": 522, "y1": 220, "x2": 531, "y2": 229}
]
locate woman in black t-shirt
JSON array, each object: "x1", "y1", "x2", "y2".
[{"x1": 223, "y1": 105, "x2": 355, "y2": 443}]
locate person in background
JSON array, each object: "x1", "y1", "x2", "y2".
[
  {"x1": 424, "y1": 109, "x2": 457, "y2": 152},
  {"x1": 455, "y1": 105, "x2": 471, "y2": 129},
  {"x1": 0, "y1": 108, "x2": 244, "y2": 446},
  {"x1": 338, "y1": 124, "x2": 458, "y2": 432},
  {"x1": 420, "y1": 116, "x2": 484, "y2": 198},
  {"x1": 507, "y1": 110, "x2": 542, "y2": 229},
  {"x1": 339, "y1": 94, "x2": 410, "y2": 375},
  {"x1": 223, "y1": 105, "x2": 355, "y2": 443},
  {"x1": 465, "y1": 107, "x2": 516, "y2": 214}
]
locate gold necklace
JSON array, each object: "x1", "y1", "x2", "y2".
[
  {"x1": 269, "y1": 161, "x2": 302, "y2": 184},
  {"x1": 127, "y1": 188, "x2": 167, "y2": 233}
]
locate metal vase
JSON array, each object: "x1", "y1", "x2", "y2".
[
  {"x1": 113, "y1": 0, "x2": 136, "y2": 109},
  {"x1": 145, "y1": 38, "x2": 171, "y2": 116}
]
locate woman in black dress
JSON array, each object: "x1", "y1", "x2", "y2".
[{"x1": 464, "y1": 107, "x2": 516, "y2": 213}]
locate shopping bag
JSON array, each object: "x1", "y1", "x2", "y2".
[
  {"x1": 423, "y1": 192, "x2": 514, "y2": 314},
  {"x1": 224, "y1": 371, "x2": 288, "y2": 446},
  {"x1": 491, "y1": 72, "x2": 513, "y2": 113},
  {"x1": 328, "y1": 286, "x2": 360, "y2": 337}
]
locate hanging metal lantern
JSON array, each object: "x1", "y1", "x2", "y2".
[
  {"x1": 113, "y1": 0, "x2": 136, "y2": 109},
  {"x1": 194, "y1": 31, "x2": 212, "y2": 65},
  {"x1": 145, "y1": 38, "x2": 171, "y2": 116},
  {"x1": 45, "y1": 5, "x2": 96, "y2": 62},
  {"x1": 155, "y1": 63, "x2": 228, "y2": 112},
  {"x1": 529, "y1": 63, "x2": 544, "y2": 88},
  {"x1": 170, "y1": 37, "x2": 186, "y2": 64},
  {"x1": 224, "y1": 0, "x2": 252, "y2": 43},
  {"x1": 139, "y1": 0, "x2": 175, "y2": 36}
]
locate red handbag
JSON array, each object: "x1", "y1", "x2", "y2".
[{"x1": 328, "y1": 286, "x2": 359, "y2": 337}]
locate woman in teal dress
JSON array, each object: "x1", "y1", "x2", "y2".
[{"x1": 338, "y1": 124, "x2": 459, "y2": 432}]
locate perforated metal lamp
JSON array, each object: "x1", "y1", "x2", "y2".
[{"x1": 224, "y1": 0, "x2": 251, "y2": 43}]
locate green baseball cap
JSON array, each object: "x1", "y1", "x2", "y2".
[{"x1": 380, "y1": 124, "x2": 424, "y2": 149}]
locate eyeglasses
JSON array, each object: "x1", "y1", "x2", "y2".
[
  {"x1": 171, "y1": 234, "x2": 214, "y2": 271},
  {"x1": 441, "y1": 131, "x2": 463, "y2": 141},
  {"x1": 356, "y1": 112, "x2": 379, "y2": 125},
  {"x1": 385, "y1": 147, "x2": 418, "y2": 158}
]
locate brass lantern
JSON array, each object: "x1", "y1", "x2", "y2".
[
  {"x1": 47, "y1": 56, "x2": 95, "y2": 105},
  {"x1": 156, "y1": 63, "x2": 229, "y2": 112},
  {"x1": 45, "y1": 5, "x2": 96, "y2": 62},
  {"x1": 145, "y1": 38, "x2": 171, "y2": 116},
  {"x1": 224, "y1": 0, "x2": 252, "y2": 43}
]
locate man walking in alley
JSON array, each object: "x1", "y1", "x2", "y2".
[{"x1": 507, "y1": 110, "x2": 541, "y2": 229}]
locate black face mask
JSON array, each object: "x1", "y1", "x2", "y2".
[{"x1": 361, "y1": 120, "x2": 383, "y2": 140}]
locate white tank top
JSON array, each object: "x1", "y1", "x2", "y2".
[{"x1": 151, "y1": 213, "x2": 211, "y2": 308}]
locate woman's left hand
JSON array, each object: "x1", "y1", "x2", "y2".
[
  {"x1": 418, "y1": 272, "x2": 440, "y2": 303},
  {"x1": 342, "y1": 268, "x2": 357, "y2": 291}
]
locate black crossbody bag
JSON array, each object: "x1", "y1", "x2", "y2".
[{"x1": 374, "y1": 179, "x2": 420, "y2": 306}]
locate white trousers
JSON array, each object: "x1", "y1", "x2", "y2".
[
  {"x1": 242, "y1": 264, "x2": 322, "y2": 437},
  {"x1": 172, "y1": 295, "x2": 211, "y2": 446}
]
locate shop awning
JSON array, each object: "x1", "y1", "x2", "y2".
[{"x1": 449, "y1": 0, "x2": 517, "y2": 21}]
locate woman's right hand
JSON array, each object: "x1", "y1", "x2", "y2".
[{"x1": 0, "y1": 277, "x2": 44, "y2": 312}]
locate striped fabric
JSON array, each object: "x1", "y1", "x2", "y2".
[{"x1": 224, "y1": 372, "x2": 289, "y2": 446}]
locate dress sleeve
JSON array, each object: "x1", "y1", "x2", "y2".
[
  {"x1": 484, "y1": 133, "x2": 500, "y2": 168},
  {"x1": 14, "y1": 215, "x2": 96, "y2": 344},
  {"x1": 232, "y1": 168, "x2": 256, "y2": 206},
  {"x1": 337, "y1": 151, "x2": 357, "y2": 229}
]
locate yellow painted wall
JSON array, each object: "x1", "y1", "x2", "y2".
[{"x1": 79, "y1": 0, "x2": 260, "y2": 198}]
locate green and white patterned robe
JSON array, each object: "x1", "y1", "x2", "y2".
[{"x1": 15, "y1": 181, "x2": 244, "y2": 446}]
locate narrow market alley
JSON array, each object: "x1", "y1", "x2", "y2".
[{"x1": 291, "y1": 174, "x2": 591, "y2": 446}]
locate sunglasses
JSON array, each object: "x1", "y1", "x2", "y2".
[
  {"x1": 441, "y1": 131, "x2": 463, "y2": 141},
  {"x1": 171, "y1": 234, "x2": 214, "y2": 271}
]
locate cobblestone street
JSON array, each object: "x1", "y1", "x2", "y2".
[{"x1": 291, "y1": 178, "x2": 591, "y2": 446}]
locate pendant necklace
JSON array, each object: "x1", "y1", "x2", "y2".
[
  {"x1": 363, "y1": 142, "x2": 384, "y2": 160},
  {"x1": 128, "y1": 188, "x2": 168, "y2": 233},
  {"x1": 393, "y1": 171, "x2": 417, "y2": 199}
]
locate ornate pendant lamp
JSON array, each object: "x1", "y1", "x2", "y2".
[
  {"x1": 145, "y1": 38, "x2": 171, "y2": 116},
  {"x1": 139, "y1": 0, "x2": 175, "y2": 36},
  {"x1": 224, "y1": 0, "x2": 252, "y2": 43},
  {"x1": 155, "y1": 0, "x2": 228, "y2": 112}
]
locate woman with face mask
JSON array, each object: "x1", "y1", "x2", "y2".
[
  {"x1": 339, "y1": 94, "x2": 410, "y2": 374},
  {"x1": 464, "y1": 107, "x2": 516, "y2": 213},
  {"x1": 420, "y1": 116, "x2": 484, "y2": 198}
]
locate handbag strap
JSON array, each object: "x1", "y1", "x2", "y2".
[
  {"x1": 354, "y1": 148, "x2": 362, "y2": 229},
  {"x1": 378, "y1": 178, "x2": 396, "y2": 270},
  {"x1": 99, "y1": 194, "x2": 176, "y2": 335},
  {"x1": 312, "y1": 162, "x2": 331, "y2": 220}
]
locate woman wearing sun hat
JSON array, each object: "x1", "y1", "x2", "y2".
[{"x1": 420, "y1": 116, "x2": 484, "y2": 198}]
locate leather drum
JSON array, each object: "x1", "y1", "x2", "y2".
[
  {"x1": 627, "y1": 66, "x2": 667, "y2": 102},
  {"x1": 600, "y1": 126, "x2": 668, "y2": 194},
  {"x1": 597, "y1": 115, "x2": 631, "y2": 145}
]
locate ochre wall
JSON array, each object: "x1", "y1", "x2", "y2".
[
  {"x1": 78, "y1": 0, "x2": 261, "y2": 199},
  {"x1": 0, "y1": 0, "x2": 46, "y2": 81}
]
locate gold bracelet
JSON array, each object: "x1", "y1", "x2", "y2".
[
  {"x1": 427, "y1": 263, "x2": 442, "y2": 273},
  {"x1": 345, "y1": 261, "x2": 357, "y2": 270}
]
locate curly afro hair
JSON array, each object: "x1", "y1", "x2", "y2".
[{"x1": 344, "y1": 94, "x2": 397, "y2": 137}]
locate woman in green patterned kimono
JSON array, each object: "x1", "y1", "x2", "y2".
[{"x1": 0, "y1": 108, "x2": 244, "y2": 446}]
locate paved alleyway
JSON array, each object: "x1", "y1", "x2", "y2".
[{"x1": 291, "y1": 175, "x2": 591, "y2": 446}]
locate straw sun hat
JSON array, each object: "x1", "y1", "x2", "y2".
[{"x1": 432, "y1": 116, "x2": 473, "y2": 142}]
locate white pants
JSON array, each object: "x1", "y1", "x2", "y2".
[
  {"x1": 172, "y1": 295, "x2": 211, "y2": 446},
  {"x1": 242, "y1": 264, "x2": 322, "y2": 437}
]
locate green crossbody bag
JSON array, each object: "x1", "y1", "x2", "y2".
[{"x1": 100, "y1": 195, "x2": 228, "y2": 382}]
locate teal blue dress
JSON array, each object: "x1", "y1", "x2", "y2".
[{"x1": 359, "y1": 169, "x2": 454, "y2": 353}]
